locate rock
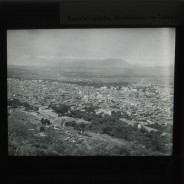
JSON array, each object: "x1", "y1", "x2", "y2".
[
  {"x1": 38, "y1": 132, "x2": 46, "y2": 137},
  {"x1": 64, "y1": 137, "x2": 70, "y2": 141},
  {"x1": 53, "y1": 126, "x2": 59, "y2": 130}
]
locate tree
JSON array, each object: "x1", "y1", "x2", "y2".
[
  {"x1": 52, "y1": 104, "x2": 70, "y2": 114},
  {"x1": 48, "y1": 104, "x2": 52, "y2": 109},
  {"x1": 25, "y1": 107, "x2": 30, "y2": 111},
  {"x1": 35, "y1": 107, "x2": 39, "y2": 111},
  {"x1": 8, "y1": 99, "x2": 13, "y2": 106},
  {"x1": 23, "y1": 102, "x2": 30, "y2": 108},
  {"x1": 40, "y1": 126, "x2": 45, "y2": 132},
  {"x1": 41, "y1": 118, "x2": 51, "y2": 125},
  {"x1": 102, "y1": 126, "x2": 111, "y2": 134},
  {"x1": 45, "y1": 119, "x2": 51, "y2": 125},
  {"x1": 41, "y1": 118, "x2": 45, "y2": 125},
  {"x1": 11, "y1": 98, "x2": 22, "y2": 108}
]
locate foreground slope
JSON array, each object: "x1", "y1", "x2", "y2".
[{"x1": 8, "y1": 108, "x2": 168, "y2": 156}]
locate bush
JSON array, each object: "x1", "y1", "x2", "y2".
[
  {"x1": 52, "y1": 104, "x2": 70, "y2": 114},
  {"x1": 8, "y1": 99, "x2": 13, "y2": 106},
  {"x1": 35, "y1": 107, "x2": 39, "y2": 111},
  {"x1": 9, "y1": 98, "x2": 23, "y2": 107},
  {"x1": 23, "y1": 102, "x2": 35, "y2": 111},
  {"x1": 40, "y1": 126, "x2": 45, "y2": 132},
  {"x1": 23, "y1": 102, "x2": 30, "y2": 108},
  {"x1": 65, "y1": 121, "x2": 76, "y2": 127},
  {"x1": 41, "y1": 118, "x2": 51, "y2": 125}
]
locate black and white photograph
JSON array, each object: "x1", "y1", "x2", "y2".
[{"x1": 7, "y1": 28, "x2": 175, "y2": 156}]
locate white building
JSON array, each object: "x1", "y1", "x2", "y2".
[
  {"x1": 96, "y1": 109, "x2": 111, "y2": 116},
  {"x1": 131, "y1": 88, "x2": 137, "y2": 92},
  {"x1": 101, "y1": 86, "x2": 107, "y2": 89}
]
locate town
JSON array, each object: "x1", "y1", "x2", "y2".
[
  {"x1": 8, "y1": 77, "x2": 173, "y2": 129},
  {"x1": 7, "y1": 28, "x2": 175, "y2": 156}
]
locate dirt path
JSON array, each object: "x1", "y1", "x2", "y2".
[
  {"x1": 85, "y1": 131, "x2": 132, "y2": 147},
  {"x1": 18, "y1": 108, "x2": 132, "y2": 151},
  {"x1": 83, "y1": 140, "x2": 92, "y2": 150}
]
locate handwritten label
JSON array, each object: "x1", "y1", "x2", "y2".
[{"x1": 60, "y1": 2, "x2": 184, "y2": 25}]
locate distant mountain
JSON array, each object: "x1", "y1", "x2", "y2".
[
  {"x1": 133, "y1": 64, "x2": 174, "y2": 76},
  {"x1": 55, "y1": 58, "x2": 131, "y2": 69},
  {"x1": 8, "y1": 58, "x2": 174, "y2": 77}
]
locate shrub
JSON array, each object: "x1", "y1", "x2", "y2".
[
  {"x1": 52, "y1": 104, "x2": 70, "y2": 114},
  {"x1": 40, "y1": 118, "x2": 51, "y2": 125},
  {"x1": 40, "y1": 126, "x2": 45, "y2": 132}
]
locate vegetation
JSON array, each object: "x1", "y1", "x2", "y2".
[
  {"x1": 8, "y1": 110, "x2": 133, "y2": 156},
  {"x1": 40, "y1": 118, "x2": 51, "y2": 125},
  {"x1": 8, "y1": 98, "x2": 172, "y2": 156},
  {"x1": 65, "y1": 109, "x2": 172, "y2": 154},
  {"x1": 62, "y1": 80, "x2": 129, "y2": 89},
  {"x1": 146, "y1": 123, "x2": 172, "y2": 133},
  {"x1": 8, "y1": 98, "x2": 38, "y2": 111},
  {"x1": 51, "y1": 104, "x2": 70, "y2": 115},
  {"x1": 8, "y1": 98, "x2": 22, "y2": 108}
]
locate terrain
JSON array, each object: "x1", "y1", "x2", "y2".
[
  {"x1": 8, "y1": 108, "x2": 169, "y2": 156},
  {"x1": 8, "y1": 63, "x2": 174, "y2": 86},
  {"x1": 7, "y1": 64, "x2": 173, "y2": 156}
]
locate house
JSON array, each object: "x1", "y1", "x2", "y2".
[
  {"x1": 131, "y1": 88, "x2": 137, "y2": 92},
  {"x1": 146, "y1": 120, "x2": 154, "y2": 124},
  {"x1": 138, "y1": 124, "x2": 142, "y2": 129},
  {"x1": 95, "y1": 109, "x2": 111, "y2": 116},
  {"x1": 142, "y1": 125, "x2": 158, "y2": 132},
  {"x1": 101, "y1": 86, "x2": 107, "y2": 89},
  {"x1": 120, "y1": 118, "x2": 134, "y2": 126}
]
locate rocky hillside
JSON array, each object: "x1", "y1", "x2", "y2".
[{"x1": 8, "y1": 108, "x2": 165, "y2": 156}]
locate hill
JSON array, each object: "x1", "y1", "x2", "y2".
[
  {"x1": 56, "y1": 58, "x2": 131, "y2": 68},
  {"x1": 8, "y1": 108, "x2": 170, "y2": 156},
  {"x1": 8, "y1": 57, "x2": 174, "y2": 79}
]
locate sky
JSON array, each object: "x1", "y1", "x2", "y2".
[{"x1": 7, "y1": 28, "x2": 175, "y2": 67}]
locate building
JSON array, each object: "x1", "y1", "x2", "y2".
[{"x1": 95, "y1": 109, "x2": 111, "y2": 116}]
